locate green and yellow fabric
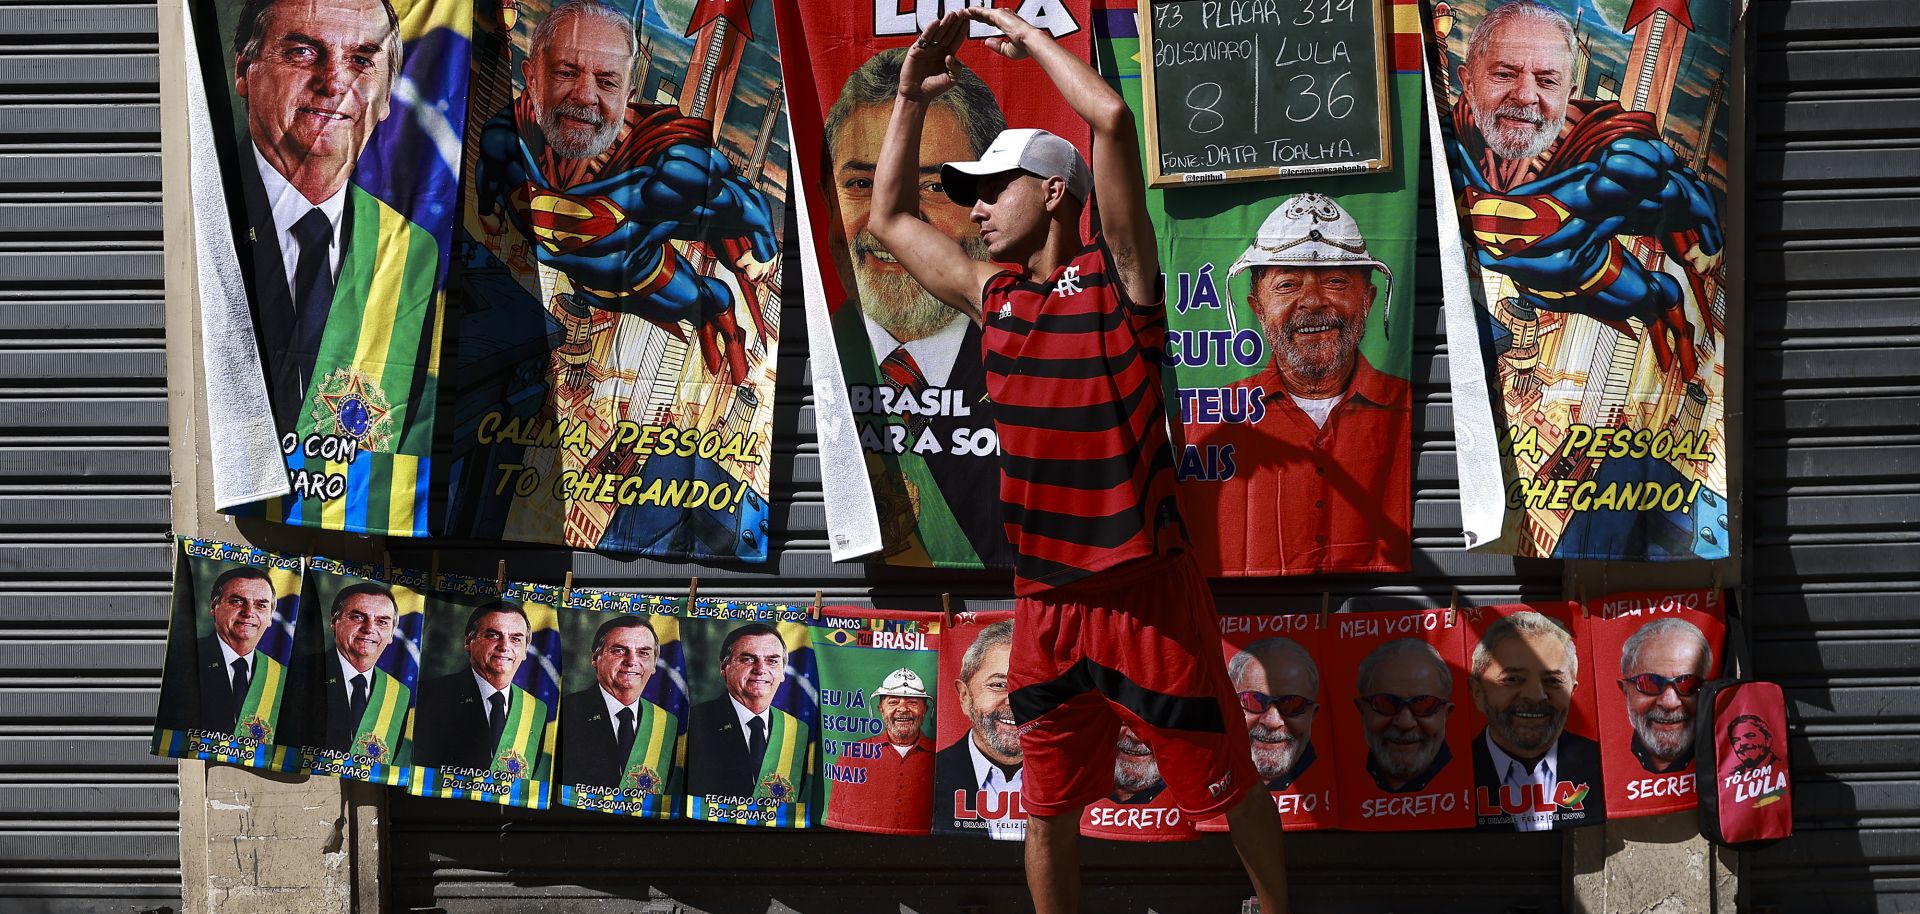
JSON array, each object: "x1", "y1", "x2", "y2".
[
  {"x1": 347, "y1": 667, "x2": 413, "y2": 764},
  {"x1": 235, "y1": 185, "x2": 443, "y2": 537},
  {"x1": 617, "y1": 699, "x2": 680, "y2": 793}
]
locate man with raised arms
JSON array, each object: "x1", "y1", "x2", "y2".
[{"x1": 869, "y1": 9, "x2": 1289, "y2": 911}]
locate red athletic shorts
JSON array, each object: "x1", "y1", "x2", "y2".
[{"x1": 1008, "y1": 551, "x2": 1258, "y2": 819}]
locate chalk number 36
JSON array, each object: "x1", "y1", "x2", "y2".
[{"x1": 1285, "y1": 71, "x2": 1355, "y2": 122}]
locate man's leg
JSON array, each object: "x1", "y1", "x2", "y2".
[
  {"x1": 1024, "y1": 806, "x2": 1086, "y2": 914},
  {"x1": 1084, "y1": 553, "x2": 1290, "y2": 912},
  {"x1": 1012, "y1": 688, "x2": 1112, "y2": 914},
  {"x1": 1223, "y1": 788, "x2": 1291, "y2": 914},
  {"x1": 1009, "y1": 590, "x2": 1114, "y2": 914}
]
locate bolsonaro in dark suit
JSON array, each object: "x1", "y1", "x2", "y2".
[
  {"x1": 408, "y1": 670, "x2": 494, "y2": 769},
  {"x1": 685, "y1": 696, "x2": 761, "y2": 798},
  {"x1": 155, "y1": 634, "x2": 255, "y2": 734},
  {"x1": 285, "y1": 650, "x2": 411, "y2": 754},
  {"x1": 559, "y1": 687, "x2": 679, "y2": 789},
  {"x1": 560, "y1": 687, "x2": 626, "y2": 788}
]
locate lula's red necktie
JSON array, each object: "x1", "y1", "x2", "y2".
[{"x1": 881, "y1": 346, "x2": 932, "y2": 437}]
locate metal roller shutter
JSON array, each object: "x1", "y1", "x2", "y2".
[
  {"x1": 0, "y1": 1, "x2": 180, "y2": 910},
  {"x1": 1743, "y1": 1, "x2": 1920, "y2": 912}
]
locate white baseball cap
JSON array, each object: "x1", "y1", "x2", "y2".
[{"x1": 941, "y1": 128, "x2": 1092, "y2": 206}]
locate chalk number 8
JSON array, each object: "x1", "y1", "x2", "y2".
[{"x1": 1187, "y1": 82, "x2": 1225, "y2": 134}]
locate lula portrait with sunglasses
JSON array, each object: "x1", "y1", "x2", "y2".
[
  {"x1": 1228, "y1": 638, "x2": 1322, "y2": 792},
  {"x1": 1353, "y1": 638, "x2": 1456, "y2": 793},
  {"x1": 1616, "y1": 618, "x2": 1714, "y2": 774}
]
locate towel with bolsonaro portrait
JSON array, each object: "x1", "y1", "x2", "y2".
[{"x1": 190, "y1": 0, "x2": 470, "y2": 536}]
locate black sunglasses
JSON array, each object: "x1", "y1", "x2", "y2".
[
  {"x1": 1237, "y1": 690, "x2": 1316, "y2": 717},
  {"x1": 1356, "y1": 693, "x2": 1450, "y2": 718},
  {"x1": 1619, "y1": 673, "x2": 1703, "y2": 697}
]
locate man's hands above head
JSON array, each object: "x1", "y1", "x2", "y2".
[
  {"x1": 871, "y1": 11, "x2": 1002, "y2": 323},
  {"x1": 965, "y1": 6, "x2": 1036, "y2": 60},
  {"x1": 899, "y1": 12, "x2": 969, "y2": 104},
  {"x1": 951, "y1": 2, "x2": 1157, "y2": 305}
]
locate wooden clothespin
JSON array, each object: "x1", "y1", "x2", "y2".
[
  {"x1": 429, "y1": 550, "x2": 441, "y2": 587},
  {"x1": 381, "y1": 547, "x2": 392, "y2": 576},
  {"x1": 687, "y1": 576, "x2": 700, "y2": 609},
  {"x1": 1447, "y1": 588, "x2": 1458, "y2": 626},
  {"x1": 1579, "y1": 581, "x2": 1589, "y2": 619},
  {"x1": 1318, "y1": 592, "x2": 1331, "y2": 630},
  {"x1": 1712, "y1": 564, "x2": 1723, "y2": 596},
  {"x1": 495, "y1": 559, "x2": 507, "y2": 594},
  {"x1": 809, "y1": 590, "x2": 824, "y2": 621},
  {"x1": 941, "y1": 592, "x2": 953, "y2": 633},
  {"x1": 561, "y1": 570, "x2": 574, "y2": 605}
]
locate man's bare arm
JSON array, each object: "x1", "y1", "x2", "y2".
[
  {"x1": 964, "y1": 7, "x2": 1159, "y2": 306},
  {"x1": 869, "y1": 12, "x2": 1000, "y2": 323}
]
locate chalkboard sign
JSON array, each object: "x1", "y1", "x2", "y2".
[{"x1": 1139, "y1": 0, "x2": 1393, "y2": 186}]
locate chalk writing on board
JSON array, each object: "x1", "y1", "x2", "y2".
[{"x1": 1142, "y1": 0, "x2": 1391, "y2": 186}]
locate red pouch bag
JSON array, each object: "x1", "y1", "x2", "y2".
[{"x1": 1696, "y1": 679, "x2": 1792, "y2": 847}]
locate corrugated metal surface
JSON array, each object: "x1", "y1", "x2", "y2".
[
  {"x1": 1743, "y1": 1, "x2": 1920, "y2": 912},
  {"x1": 0, "y1": 1, "x2": 180, "y2": 911}
]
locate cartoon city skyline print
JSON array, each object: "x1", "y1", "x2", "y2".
[{"x1": 1436, "y1": 0, "x2": 1733, "y2": 561}]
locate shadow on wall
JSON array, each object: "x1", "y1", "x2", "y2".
[
  {"x1": 385, "y1": 795, "x2": 1573, "y2": 914},
  {"x1": 1738, "y1": 19, "x2": 1906, "y2": 906}
]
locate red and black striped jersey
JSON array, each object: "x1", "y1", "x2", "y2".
[{"x1": 980, "y1": 234, "x2": 1188, "y2": 595}]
